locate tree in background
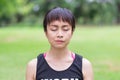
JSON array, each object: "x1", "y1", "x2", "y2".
[
  {"x1": 0, "y1": 0, "x2": 17, "y2": 25},
  {"x1": 0, "y1": 0, "x2": 32, "y2": 26},
  {"x1": 0, "y1": 0, "x2": 120, "y2": 26},
  {"x1": 115, "y1": 0, "x2": 120, "y2": 24}
]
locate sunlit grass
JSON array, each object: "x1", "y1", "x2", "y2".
[{"x1": 0, "y1": 26, "x2": 120, "y2": 80}]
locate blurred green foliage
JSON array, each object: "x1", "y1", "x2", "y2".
[{"x1": 0, "y1": 0, "x2": 120, "y2": 26}]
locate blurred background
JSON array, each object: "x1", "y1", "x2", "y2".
[
  {"x1": 0, "y1": 0, "x2": 120, "y2": 26},
  {"x1": 0, "y1": 0, "x2": 120, "y2": 80}
]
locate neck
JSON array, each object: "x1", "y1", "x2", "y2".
[{"x1": 47, "y1": 47, "x2": 71, "y2": 59}]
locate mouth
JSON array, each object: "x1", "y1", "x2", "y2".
[{"x1": 55, "y1": 40, "x2": 64, "y2": 43}]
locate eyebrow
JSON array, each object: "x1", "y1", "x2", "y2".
[
  {"x1": 50, "y1": 25, "x2": 58, "y2": 27},
  {"x1": 62, "y1": 25, "x2": 69, "y2": 27},
  {"x1": 50, "y1": 24, "x2": 69, "y2": 27}
]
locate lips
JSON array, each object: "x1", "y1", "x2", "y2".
[{"x1": 55, "y1": 40, "x2": 64, "y2": 43}]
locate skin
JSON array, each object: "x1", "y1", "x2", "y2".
[{"x1": 26, "y1": 20, "x2": 93, "y2": 80}]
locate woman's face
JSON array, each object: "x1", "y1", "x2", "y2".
[{"x1": 45, "y1": 20, "x2": 73, "y2": 49}]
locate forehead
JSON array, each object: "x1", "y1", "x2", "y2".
[{"x1": 48, "y1": 20, "x2": 71, "y2": 26}]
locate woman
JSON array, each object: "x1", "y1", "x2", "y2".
[{"x1": 26, "y1": 7, "x2": 93, "y2": 80}]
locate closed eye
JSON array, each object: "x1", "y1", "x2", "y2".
[
  {"x1": 50, "y1": 27, "x2": 58, "y2": 31},
  {"x1": 50, "y1": 25, "x2": 58, "y2": 31},
  {"x1": 50, "y1": 28, "x2": 57, "y2": 31},
  {"x1": 63, "y1": 27, "x2": 70, "y2": 31},
  {"x1": 63, "y1": 28, "x2": 70, "y2": 31}
]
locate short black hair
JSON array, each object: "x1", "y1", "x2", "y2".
[{"x1": 43, "y1": 7, "x2": 75, "y2": 32}]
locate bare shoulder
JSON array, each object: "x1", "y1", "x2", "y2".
[
  {"x1": 26, "y1": 58, "x2": 37, "y2": 75},
  {"x1": 27, "y1": 58, "x2": 37, "y2": 67},
  {"x1": 82, "y1": 58, "x2": 92, "y2": 67},
  {"x1": 82, "y1": 58, "x2": 93, "y2": 80},
  {"x1": 26, "y1": 58, "x2": 37, "y2": 80}
]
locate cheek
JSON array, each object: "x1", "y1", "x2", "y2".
[
  {"x1": 46, "y1": 32, "x2": 55, "y2": 41},
  {"x1": 65, "y1": 32, "x2": 72, "y2": 40}
]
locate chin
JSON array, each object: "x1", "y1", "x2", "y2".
[{"x1": 53, "y1": 45, "x2": 67, "y2": 49}]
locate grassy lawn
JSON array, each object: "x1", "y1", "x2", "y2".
[{"x1": 0, "y1": 26, "x2": 120, "y2": 80}]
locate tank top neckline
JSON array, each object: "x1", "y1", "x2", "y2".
[
  {"x1": 43, "y1": 52, "x2": 75, "y2": 59},
  {"x1": 42, "y1": 53, "x2": 76, "y2": 72}
]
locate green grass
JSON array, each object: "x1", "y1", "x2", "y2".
[{"x1": 0, "y1": 26, "x2": 120, "y2": 80}]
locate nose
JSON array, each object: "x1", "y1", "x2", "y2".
[{"x1": 57, "y1": 30, "x2": 63, "y2": 38}]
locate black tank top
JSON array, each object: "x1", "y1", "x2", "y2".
[{"x1": 36, "y1": 53, "x2": 83, "y2": 80}]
